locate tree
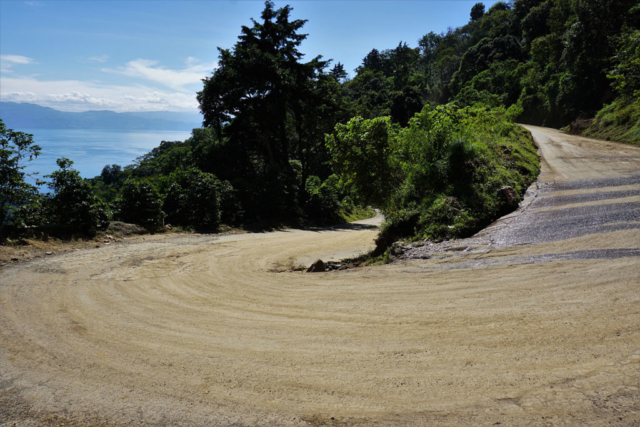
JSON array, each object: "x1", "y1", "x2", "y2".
[
  {"x1": 198, "y1": 0, "x2": 324, "y2": 167},
  {"x1": 45, "y1": 158, "x2": 109, "y2": 233},
  {"x1": 470, "y1": 3, "x2": 485, "y2": 21},
  {"x1": 197, "y1": 1, "x2": 345, "y2": 223},
  {"x1": 326, "y1": 116, "x2": 397, "y2": 207},
  {"x1": 0, "y1": 119, "x2": 40, "y2": 236},
  {"x1": 101, "y1": 164, "x2": 123, "y2": 185},
  {"x1": 608, "y1": 29, "x2": 640, "y2": 98},
  {"x1": 331, "y1": 62, "x2": 348, "y2": 82},
  {"x1": 118, "y1": 180, "x2": 164, "y2": 230},
  {"x1": 362, "y1": 48, "x2": 383, "y2": 72},
  {"x1": 390, "y1": 86, "x2": 424, "y2": 126},
  {"x1": 163, "y1": 168, "x2": 221, "y2": 230}
]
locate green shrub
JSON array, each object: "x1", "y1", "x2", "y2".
[
  {"x1": 163, "y1": 168, "x2": 221, "y2": 230},
  {"x1": 118, "y1": 179, "x2": 164, "y2": 230},
  {"x1": 584, "y1": 97, "x2": 640, "y2": 145},
  {"x1": 327, "y1": 104, "x2": 540, "y2": 248},
  {"x1": 304, "y1": 174, "x2": 341, "y2": 222},
  {"x1": 44, "y1": 158, "x2": 109, "y2": 234}
]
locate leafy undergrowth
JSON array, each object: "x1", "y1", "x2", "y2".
[
  {"x1": 328, "y1": 104, "x2": 540, "y2": 256},
  {"x1": 581, "y1": 98, "x2": 640, "y2": 145}
]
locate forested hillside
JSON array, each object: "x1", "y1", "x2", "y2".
[
  {"x1": 1, "y1": 0, "x2": 637, "y2": 248},
  {"x1": 343, "y1": 0, "x2": 639, "y2": 128}
]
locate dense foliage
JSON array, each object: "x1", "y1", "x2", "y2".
[
  {"x1": 328, "y1": 105, "x2": 539, "y2": 247},
  {"x1": 0, "y1": 119, "x2": 40, "y2": 237},
  {"x1": 196, "y1": 1, "x2": 348, "y2": 225},
  {"x1": 44, "y1": 158, "x2": 109, "y2": 233},
  {"x1": 1, "y1": 0, "x2": 637, "y2": 242},
  {"x1": 343, "y1": 0, "x2": 639, "y2": 129}
]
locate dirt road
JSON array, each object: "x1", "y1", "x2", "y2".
[{"x1": 1, "y1": 127, "x2": 639, "y2": 426}]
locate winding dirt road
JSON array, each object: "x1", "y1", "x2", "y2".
[{"x1": 1, "y1": 127, "x2": 640, "y2": 426}]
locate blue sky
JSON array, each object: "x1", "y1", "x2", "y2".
[{"x1": 1, "y1": 0, "x2": 501, "y2": 113}]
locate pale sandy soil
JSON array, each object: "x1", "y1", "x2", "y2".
[{"x1": 1, "y1": 126, "x2": 639, "y2": 426}]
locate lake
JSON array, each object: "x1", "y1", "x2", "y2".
[{"x1": 22, "y1": 128, "x2": 193, "y2": 184}]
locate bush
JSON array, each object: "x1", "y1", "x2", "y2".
[
  {"x1": 583, "y1": 97, "x2": 640, "y2": 145},
  {"x1": 44, "y1": 158, "x2": 109, "y2": 234},
  {"x1": 163, "y1": 168, "x2": 221, "y2": 230},
  {"x1": 328, "y1": 104, "x2": 540, "y2": 246},
  {"x1": 304, "y1": 174, "x2": 341, "y2": 222},
  {"x1": 118, "y1": 180, "x2": 164, "y2": 230}
]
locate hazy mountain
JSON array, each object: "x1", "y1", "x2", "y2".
[
  {"x1": 0, "y1": 102, "x2": 201, "y2": 131},
  {"x1": 128, "y1": 111, "x2": 203, "y2": 125}
]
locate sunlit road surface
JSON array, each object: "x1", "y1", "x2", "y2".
[{"x1": 1, "y1": 127, "x2": 639, "y2": 426}]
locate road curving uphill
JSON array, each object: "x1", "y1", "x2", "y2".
[{"x1": 1, "y1": 126, "x2": 639, "y2": 426}]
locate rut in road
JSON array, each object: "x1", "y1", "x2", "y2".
[{"x1": 1, "y1": 126, "x2": 639, "y2": 426}]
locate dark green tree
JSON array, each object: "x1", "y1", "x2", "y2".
[
  {"x1": 608, "y1": 29, "x2": 640, "y2": 98},
  {"x1": 118, "y1": 180, "x2": 164, "y2": 230},
  {"x1": 326, "y1": 116, "x2": 397, "y2": 207},
  {"x1": 197, "y1": 1, "x2": 345, "y2": 223},
  {"x1": 331, "y1": 62, "x2": 348, "y2": 82},
  {"x1": 198, "y1": 0, "x2": 325, "y2": 167},
  {"x1": 470, "y1": 3, "x2": 485, "y2": 21},
  {"x1": 0, "y1": 119, "x2": 40, "y2": 236},
  {"x1": 45, "y1": 158, "x2": 109, "y2": 233},
  {"x1": 101, "y1": 164, "x2": 123, "y2": 185},
  {"x1": 163, "y1": 168, "x2": 221, "y2": 230}
]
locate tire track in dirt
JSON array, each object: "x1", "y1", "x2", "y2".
[{"x1": 1, "y1": 127, "x2": 639, "y2": 426}]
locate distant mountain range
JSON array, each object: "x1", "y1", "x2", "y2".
[{"x1": 0, "y1": 102, "x2": 202, "y2": 131}]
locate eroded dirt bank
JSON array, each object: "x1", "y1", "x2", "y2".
[{"x1": 1, "y1": 126, "x2": 639, "y2": 426}]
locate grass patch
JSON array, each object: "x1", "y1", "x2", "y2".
[
  {"x1": 582, "y1": 97, "x2": 640, "y2": 145},
  {"x1": 339, "y1": 205, "x2": 376, "y2": 223}
]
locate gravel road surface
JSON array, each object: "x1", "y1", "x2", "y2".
[{"x1": 1, "y1": 126, "x2": 639, "y2": 426}]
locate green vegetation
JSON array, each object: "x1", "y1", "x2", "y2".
[
  {"x1": 576, "y1": 28, "x2": 640, "y2": 145},
  {"x1": 43, "y1": 158, "x2": 109, "y2": 234},
  {"x1": 1, "y1": 0, "x2": 637, "y2": 245},
  {"x1": 328, "y1": 105, "x2": 539, "y2": 248},
  {"x1": 342, "y1": 0, "x2": 639, "y2": 129},
  {"x1": 0, "y1": 120, "x2": 40, "y2": 236},
  {"x1": 581, "y1": 98, "x2": 640, "y2": 145}
]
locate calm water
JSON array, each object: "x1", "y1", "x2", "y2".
[{"x1": 22, "y1": 128, "x2": 193, "y2": 184}]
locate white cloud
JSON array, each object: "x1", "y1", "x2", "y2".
[
  {"x1": 88, "y1": 55, "x2": 109, "y2": 63},
  {"x1": 103, "y1": 58, "x2": 216, "y2": 92},
  {"x1": 1, "y1": 55, "x2": 35, "y2": 65},
  {"x1": 1, "y1": 76, "x2": 198, "y2": 112},
  {"x1": 1, "y1": 55, "x2": 37, "y2": 72}
]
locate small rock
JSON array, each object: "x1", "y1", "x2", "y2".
[
  {"x1": 497, "y1": 186, "x2": 518, "y2": 207},
  {"x1": 106, "y1": 234, "x2": 114, "y2": 240},
  {"x1": 165, "y1": 224, "x2": 172, "y2": 230},
  {"x1": 391, "y1": 242, "x2": 405, "y2": 256},
  {"x1": 104, "y1": 242, "x2": 110, "y2": 245},
  {"x1": 306, "y1": 259, "x2": 325, "y2": 273},
  {"x1": 45, "y1": 251, "x2": 53, "y2": 256}
]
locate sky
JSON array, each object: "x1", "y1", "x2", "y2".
[{"x1": 1, "y1": 0, "x2": 502, "y2": 114}]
